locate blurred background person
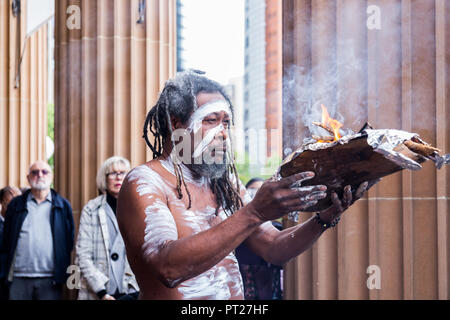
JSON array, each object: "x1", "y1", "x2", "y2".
[
  {"x1": 235, "y1": 177, "x2": 283, "y2": 300},
  {"x1": 75, "y1": 156, "x2": 139, "y2": 300},
  {"x1": 0, "y1": 186, "x2": 22, "y2": 300},
  {"x1": 1, "y1": 161, "x2": 74, "y2": 300},
  {"x1": 244, "y1": 178, "x2": 264, "y2": 200}
]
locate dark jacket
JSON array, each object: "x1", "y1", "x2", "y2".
[
  {"x1": 0, "y1": 189, "x2": 74, "y2": 285},
  {"x1": 0, "y1": 218, "x2": 6, "y2": 299}
]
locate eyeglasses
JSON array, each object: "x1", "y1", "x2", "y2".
[
  {"x1": 30, "y1": 169, "x2": 50, "y2": 176},
  {"x1": 106, "y1": 171, "x2": 126, "y2": 180}
]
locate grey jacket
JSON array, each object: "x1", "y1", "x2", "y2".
[{"x1": 75, "y1": 194, "x2": 138, "y2": 300}]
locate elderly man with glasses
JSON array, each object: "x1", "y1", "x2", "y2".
[{"x1": 0, "y1": 161, "x2": 74, "y2": 300}]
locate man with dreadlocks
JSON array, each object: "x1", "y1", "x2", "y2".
[{"x1": 117, "y1": 71, "x2": 372, "y2": 300}]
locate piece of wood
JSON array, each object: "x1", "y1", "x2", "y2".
[
  {"x1": 312, "y1": 135, "x2": 335, "y2": 142},
  {"x1": 404, "y1": 140, "x2": 441, "y2": 156},
  {"x1": 279, "y1": 135, "x2": 426, "y2": 212},
  {"x1": 312, "y1": 121, "x2": 335, "y2": 136}
]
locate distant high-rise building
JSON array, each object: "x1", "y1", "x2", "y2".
[
  {"x1": 244, "y1": 0, "x2": 266, "y2": 172},
  {"x1": 176, "y1": 0, "x2": 186, "y2": 72},
  {"x1": 243, "y1": 0, "x2": 282, "y2": 174},
  {"x1": 225, "y1": 76, "x2": 245, "y2": 160}
]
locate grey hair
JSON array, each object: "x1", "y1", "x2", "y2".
[{"x1": 96, "y1": 156, "x2": 131, "y2": 193}]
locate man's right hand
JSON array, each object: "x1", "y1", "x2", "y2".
[
  {"x1": 101, "y1": 294, "x2": 115, "y2": 300},
  {"x1": 246, "y1": 171, "x2": 327, "y2": 222}
]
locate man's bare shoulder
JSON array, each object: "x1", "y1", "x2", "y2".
[{"x1": 120, "y1": 159, "x2": 171, "y2": 200}]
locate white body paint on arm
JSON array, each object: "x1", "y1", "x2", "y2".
[{"x1": 127, "y1": 165, "x2": 178, "y2": 259}]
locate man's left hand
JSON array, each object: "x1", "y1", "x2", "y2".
[{"x1": 317, "y1": 179, "x2": 379, "y2": 224}]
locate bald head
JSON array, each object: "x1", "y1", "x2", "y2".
[{"x1": 27, "y1": 160, "x2": 53, "y2": 191}]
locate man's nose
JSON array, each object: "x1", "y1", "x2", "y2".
[{"x1": 216, "y1": 124, "x2": 228, "y2": 141}]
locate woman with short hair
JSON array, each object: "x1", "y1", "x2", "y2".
[{"x1": 75, "y1": 156, "x2": 139, "y2": 300}]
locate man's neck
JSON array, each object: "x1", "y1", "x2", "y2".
[{"x1": 31, "y1": 188, "x2": 50, "y2": 204}]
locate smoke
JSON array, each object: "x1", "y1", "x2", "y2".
[
  {"x1": 283, "y1": 38, "x2": 367, "y2": 143},
  {"x1": 282, "y1": 0, "x2": 443, "y2": 150}
]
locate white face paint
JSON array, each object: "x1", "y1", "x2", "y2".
[
  {"x1": 187, "y1": 100, "x2": 231, "y2": 160},
  {"x1": 192, "y1": 124, "x2": 225, "y2": 159},
  {"x1": 187, "y1": 99, "x2": 232, "y2": 132}
]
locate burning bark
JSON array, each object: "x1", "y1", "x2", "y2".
[
  {"x1": 312, "y1": 105, "x2": 343, "y2": 142},
  {"x1": 277, "y1": 121, "x2": 449, "y2": 214}
]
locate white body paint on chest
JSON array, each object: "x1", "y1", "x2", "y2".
[
  {"x1": 128, "y1": 163, "x2": 244, "y2": 299},
  {"x1": 178, "y1": 252, "x2": 243, "y2": 300}
]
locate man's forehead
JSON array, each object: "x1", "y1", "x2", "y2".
[
  {"x1": 196, "y1": 99, "x2": 231, "y2": 116},
  {"x1": 186, "y1": 93, "x2": 232, "y2": 132},
  {"x1": 205, "y1": 109, "x2": 231, "y2": 117},
  {"x1": 196, "y1": 92, "x2": 225, "y2": 106},
  {"x1": 29, "y1": 161, "x2": 51, "y2": 172}
]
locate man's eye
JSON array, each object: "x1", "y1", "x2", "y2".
[{"x1": 204, "y1": 118, "x2": 217, "y2": 123}]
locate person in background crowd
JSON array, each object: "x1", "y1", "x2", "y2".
[
  {"x1": 75, "y1": 156, "x2": 139, "y2": 300},
  {"x1": 235, "y1": 178, "x2": 283, "y2": 300},
  {"x1": 1, "y1": 161, "x2": 74, "y2": 300},
  {"x1": 0, "y1": 186, "x2": 22, "y2": 300}
]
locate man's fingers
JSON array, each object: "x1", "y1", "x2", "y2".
[
  {"x1": 290, "y1": 185, "x2": 327, "y2": 198},
  {"x1": 278, "y1": 171, "x2": 315, "y2": 188},
  {"x1": 354, "y1": 181, "x2": 369, "y2": 200},
  {"x1": 331, "y1": 192, "x2": 344, "y2": 213},
  {"x1": 342, "y1": 185, "x2": 352, "y2": 207},
  {"x1": 284, "y1": 191, "x2": 327, "y2": 207}
]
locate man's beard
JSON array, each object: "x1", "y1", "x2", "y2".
[
  {"x1": 186, "y1": 148, "x2": 230, "y2": 180},
  {"x1": 30, "y1": 179, "x2": 51, "y2": 190},
  {"x1": 187, "y1": 161, "x2": 228, "y2": 180}
]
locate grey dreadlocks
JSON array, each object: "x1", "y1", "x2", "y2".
[{"x1": 143, "y1": 70, "x2": 243, "y2": 214}]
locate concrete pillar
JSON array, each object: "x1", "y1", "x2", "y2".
[
  {"x1": 0, "y1": 0, "x2": 48, "y2": 189},
  {"x1": 54, "y1": 0, "x2": 176, "y2": 224},
  {"x1": 282, "y1": 0, "x2": 449, "y2": 300}
]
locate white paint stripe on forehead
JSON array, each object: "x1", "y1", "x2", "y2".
[{"x1": 187, "y1": 99, "x2": 232, "y2": 132}]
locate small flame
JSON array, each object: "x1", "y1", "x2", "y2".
[{"x1": 317, "y1": 104, "x2": 343, "y2": 142}]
